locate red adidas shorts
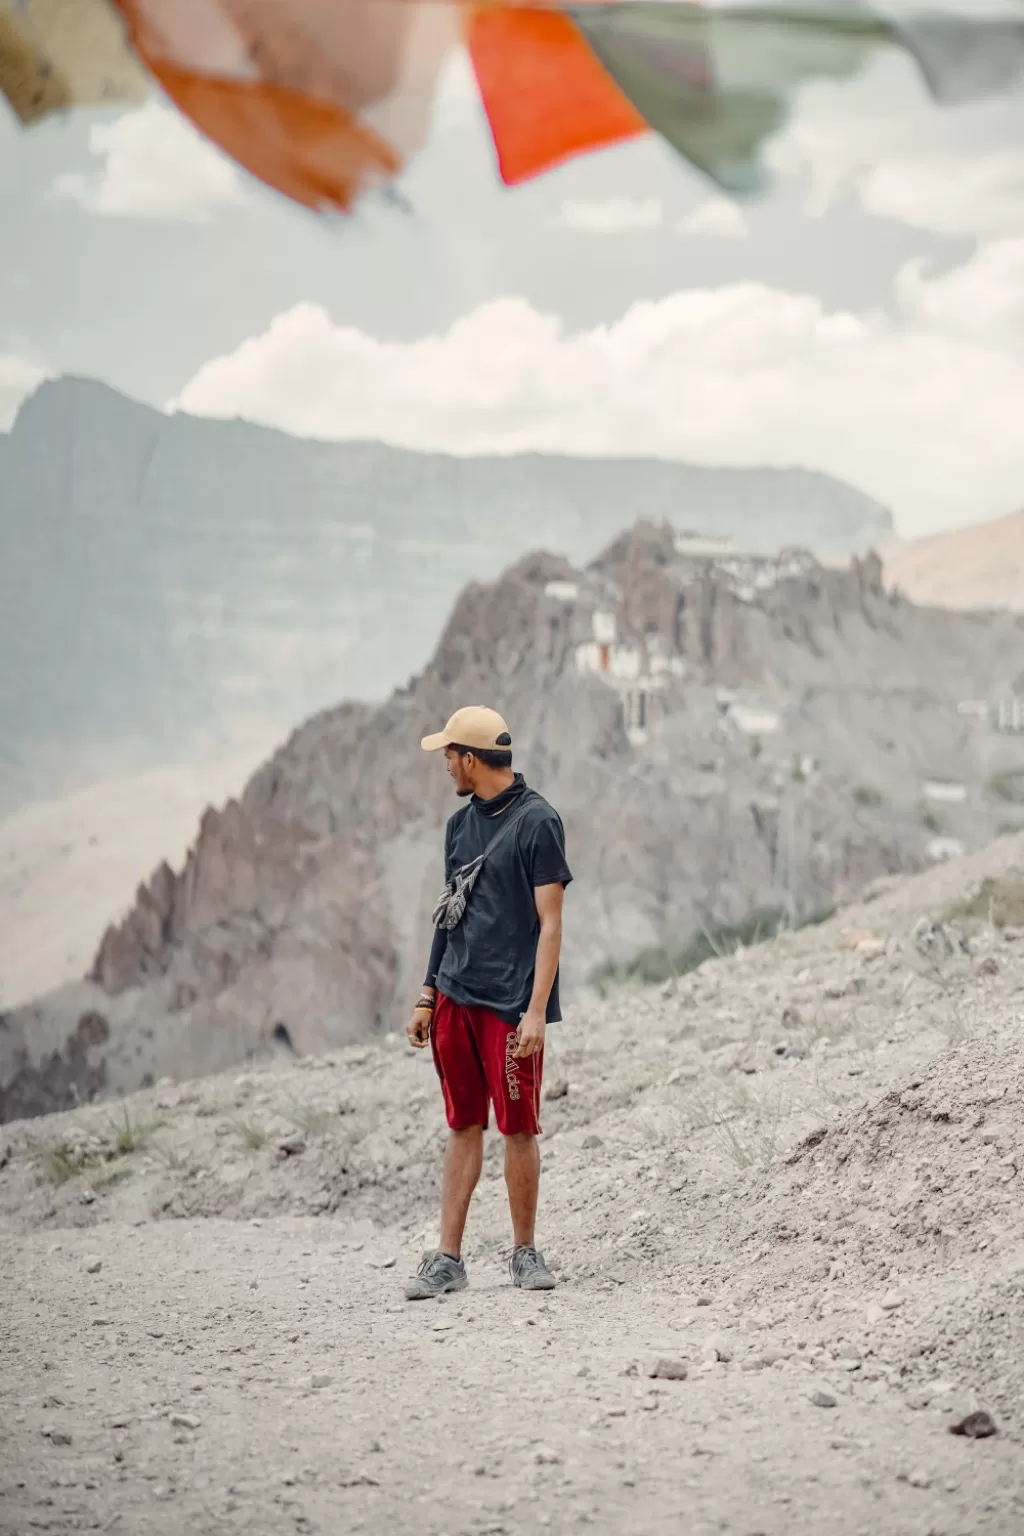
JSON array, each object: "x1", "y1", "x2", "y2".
[{"x1": 431, "y1": 993, "x2": 543, "y2": 1136}]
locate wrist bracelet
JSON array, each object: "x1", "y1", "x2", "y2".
[{"x1": 415, "y1": 996, "x2": 435, "y2": 1012}]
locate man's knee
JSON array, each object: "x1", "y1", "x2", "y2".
[
  {"x1": 503, "y1": 1131, "x2": 537, "y2": 1150},
  {"x1": 449, "y1": 1124, "x2": 484, "y2": 1143}
]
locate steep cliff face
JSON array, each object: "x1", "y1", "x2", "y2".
[
  {"x1": 70, "y1": 524, "x2": 1024, "y2": 1089},
  {"x1": 4, "y1": 523, "x2": 1024, "y2": 1119}
]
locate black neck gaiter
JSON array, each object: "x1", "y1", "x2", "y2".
[{"x1": 472, "y1": 771, "x2": 527, "y2": 819}]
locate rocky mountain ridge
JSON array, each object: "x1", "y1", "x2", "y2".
[
  {"x1": 0, "y1": 376, "x2": 892, "y2": 813},
  {"x1": 3, "y1": 520, "x2": 1024, "y2": 1122}
]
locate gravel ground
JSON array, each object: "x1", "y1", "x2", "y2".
[{"x1": 3, "y1": 834, "x2": 1024, "y2": 1535}]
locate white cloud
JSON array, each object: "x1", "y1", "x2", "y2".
[
  {"x1": 0, "y1": 355, "x2": 52, "y2": 429},
  {"x1": 51, "y1": 100, "x2": 247, "y2": 221},
  {"x1": 678, "y1": 198, "x2": 749, "y2": 239},
  {"x1": 174, "y1": 261, "x2": 1024, "y2": 538},
  {"x1": 899, "y1": 237, "x2": 1024, "y2": 343},
  {"x1": 560, "y1": 198, "x2": 663, "y2": 234},
  {"x1": 862, "y1": 146, "x2": 1024, "y2": 237},
  {"x1": 768, "y1": 51, "x2": 1024, "y2": 236}
]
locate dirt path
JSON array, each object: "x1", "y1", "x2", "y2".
[
  {"x1": 2, "y1": 1215, "x2": 1021, "y2": 1536},
  {"x1": 5, "y1": 843, "x2": 1024, "y2": 1535}
]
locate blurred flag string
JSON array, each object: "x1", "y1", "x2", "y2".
[{"x1": 2, "y1": 0, "x2": 1023, "y2": 212}]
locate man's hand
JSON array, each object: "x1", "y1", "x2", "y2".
[
  {"x1": 514, "y1": 1008, "x2": 546, "y2": 1059},
  {"x1": 406, "y1": 1006, "x2": 433, "y2": 1049}
]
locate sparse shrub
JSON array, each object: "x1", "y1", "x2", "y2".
[
  {"x1": 591, "y1": 905, "x2": 834, "y2": 991},
  {"x1": 853, "y1": 784, "x2": 883, "y2": 808},
  {"x1": 110, "y1": 1104, "x2": 164, "y2": 1155},
  {"x1": 675, "y1": 1081, "x2": 787, "y2": 1169},
  {"x1": 988, "y1": 769, "x2": 1024, "y2": 805},
  {"x1": 945, "y1": 875, "x2": 1024, "y2": 929},
  {"x1": 288, "y1": 1103, "x2": 337, "y2": 1138},
  {"x1": 28, "y1": 1135, "x2": 131, "y2": 1189},
  {"x1": 229, "y1": 1115, "x2": 269, "y2": 1151},
  {"x1": 152, "y1": 1142, "x2": 201, "y2": 1178},
  {"x1": 29, "y1": 1140, "x2": 91, "y2": 1185}
]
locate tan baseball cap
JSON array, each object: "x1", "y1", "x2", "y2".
[{"x1": 421, "y1": 706, "x2": 511, "y2": 754}]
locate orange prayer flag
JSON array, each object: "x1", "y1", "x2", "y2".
[{"x1": 466, "y1": 7, "x2": 648, "y2": 187}]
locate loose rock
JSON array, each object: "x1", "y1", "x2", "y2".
[
  {"x1": 648, "y1": 1358, "x2": 688, "y2": 1381},
  {"x1": 169, "y1": 1413, "x2": 201, "y2": 1431},
  {"x1": 949, "y1": 1410, "x2": 998, "y2": 1439}
]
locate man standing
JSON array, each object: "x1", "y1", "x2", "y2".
[{"x1": 405, "y1": 706, "x2": 571, "y2": 1300}]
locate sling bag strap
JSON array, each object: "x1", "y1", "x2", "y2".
[{"x1": 431, "y1": 790, "x2": 540, "y2": 931}]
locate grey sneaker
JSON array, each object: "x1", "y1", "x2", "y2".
[
  {"x1": 404, "y1": 1250, "x2": 468, "y2": 1301},
  {"x1": 509, "y1": 1246, "x2": 557, "y2": 1291}
]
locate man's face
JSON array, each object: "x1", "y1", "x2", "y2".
[{"x1": 443, "y1": 745, "x2": 474, "y2": 797}]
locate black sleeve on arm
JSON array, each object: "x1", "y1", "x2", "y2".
[
  {"x1": 524, "y1": 813, "x2": 573, "y2": 890},
  {"x1": 424, "y1": 924, "x2": 448, "y2": 989},
  {"x1": 424, "y1": 818, "x2": 453, "y2": 988}
]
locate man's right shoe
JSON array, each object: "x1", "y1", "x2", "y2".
[{"x1": 404, "y1": 1250, "x2": 469, "y2": 1300}]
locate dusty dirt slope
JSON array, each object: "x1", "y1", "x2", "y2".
[
  {"x1": 0, "y1": 756, "x2": 266, "y2": 1011},
  {"x1": 882, "y1": 511, "x2": 1024, "y2": 613},
  {"x1": 2, "y1": 834, "x2": 1024, "y2": 1536}
]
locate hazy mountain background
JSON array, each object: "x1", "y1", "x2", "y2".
[
  {"x1": 6, "y1": 519, "x2": 1024, "y2": 1120},
  {"x1": 882, "y1": 510, "x2": 1024, "y2": 613},
  {"x1": 0, "y1": 377, "x2": 892, "y2": 818}
]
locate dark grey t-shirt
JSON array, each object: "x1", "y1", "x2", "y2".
[{"x1": 432, "y1": 780, "x2": 572, "y2": 1024}]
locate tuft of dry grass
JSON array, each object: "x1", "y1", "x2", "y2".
[
  {"x1": 29, "y1": 1140, "x2": 92, "y2": 1185},
  {"x1": 672, "y1": 1079, "x2": 789, "y2": 1169},
  {"x1": 945, "y1": 876, "x2": 1024, "y2": 930},
  {"x1": 109, "y1": 1104, "x2": 165, "y2": 1155},
  {"x1": 229, "y1": 1115, "x2": 269, "y2": 1151},
  {"x1": 287, "y1": 1102, "x2": 337, "y2": 1138}
]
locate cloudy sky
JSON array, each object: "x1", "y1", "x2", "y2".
[{"x1": 2, "y1": 18, "x2": 1023, "y2": 539}]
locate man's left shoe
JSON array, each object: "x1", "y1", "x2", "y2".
[{"x1": 509, "y1": 1246, "x2": 557, "y2": 1291}]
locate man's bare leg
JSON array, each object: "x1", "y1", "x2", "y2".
[
  {"x1": 439, "y1": 1125, "x2": 484, "y2": 1257},
  {"x1": 504, "y1": 1132, "x2": 541, "y2": 1250}
]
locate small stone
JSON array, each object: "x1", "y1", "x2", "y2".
[
  {"x1": 866, "y1": 1304, "x2": 885, "y2": 1326},
  {"x1": 696, "y1": 1296, "x2": 712, "y2": 1307},
  {"x1": 949, "y1": 1410, "x2": 998, "y2": 1439},
  {"x1": 582, "y1": 1135, "x2": 603, "y2": 1150},
  {"x1": 701, "y1": 1336, "x2": 732, "y2": 1363},
  {"x1": 544, "y1": 1080, "x2": 569, "y2": 1102},
  {"x1": 649, "y1": 1357, "x2": 688, "y2": 1381},
  {"x1": 310, "y1": 1373, "x2": 331, "y2": 1390},
  {"x1": 43, "y1": 1428, "x2": 72, "y2": 1446},
  {"x1": 80, "y1": 1189, "x2": 95, "y2": 1206},
  {"x1": 84, "y1": 1257, "x2": 102, "y2": 1275},
  {"x1": 880, "y1": 1291, "x2": 905, "y2": 1311},
  {"x1": 811, "y1": 1391, "x2": 837, "y2": 1409},
  {"x1": 907, "y1": 1469, "x2": 931, "y2": 1489},
  {"x1": 169, "y1": 1413, "x2": 200, "y2": 1431},
  {"x1": 976, "y1": 956, "x2": 999, "y2": 976},
  {"x1": 278, "y1": 1136, "x2": 306, "y2": 1157},
  {"x1": 534, "y1": 1446, "x2": 561, "y2": 1465},
  {"x1": 576, "y1": 1365, "x2": 591, "y2": 1378}
]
